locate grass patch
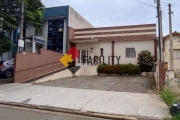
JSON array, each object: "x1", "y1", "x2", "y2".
[
  {"x1": 164, "y1": 114, "x2": 180, "y2": 120},
  {"x1": 160, "y1": 87, "x2": 180, "y2": 120},
  {"x1": 160, "y1": 88, "x2": 177, "y2": 106}
]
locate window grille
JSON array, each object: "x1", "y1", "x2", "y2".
[{"x1": 126, "y1": 48, "x2": 136, "y2": 58}]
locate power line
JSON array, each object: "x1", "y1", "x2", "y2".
[
  {"x1": 145, "y1": 0, "x2": 169, "y2": 5},
  {"x1": 173, "y1": 13, "x2": 180, "y2": 31},
  {"x1": 126, "y1": 0, "x2": 156, "y2": 8}
]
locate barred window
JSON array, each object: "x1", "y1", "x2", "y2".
[{"x1": 126, "y1": 48, "x2": 136, "y2": 58}]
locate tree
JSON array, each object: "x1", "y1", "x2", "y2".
[
  {"x1": 24, "y1": 0, "x2": 44, "y2": 28},
  {"x1": 0, "y1": 35, "x2": 15, "y2": 60},
  {"x1": 0, "y1": 0, "x2": 44, "y2": 58},
  {"x1": 0, "y1": 0, "x2": 44, "y2": 31}
]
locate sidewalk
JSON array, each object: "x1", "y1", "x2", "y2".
[{"x1": 0, "y1": 83, "x2": 170, "y2": 120}]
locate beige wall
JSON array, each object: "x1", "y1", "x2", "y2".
[
  {"x1": 76, "y1": 41, "x2": 112, "y2": 65},
  {"x1": 164, "y1": 35, "x2": 180, "y2": 70},
  {"x1": 68, "y1": 6, "x2": 94, "y2": 29},
  {"x1": 76, "y1": 40, "x2": 154, "y2": 65},
  {"x1": 114, "y1": 40, "x2": 154, "y2": 64}
]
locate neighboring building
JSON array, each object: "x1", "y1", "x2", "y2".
[
  {"x1": 69, "y1": 24, "x2": 157, "y2": 65},
  {"x1": 164, "y1": 31, "x2": 180, "y2": 70},
  {"x1": 25, "y1": 5, "x2": 94, "y2": 54}
]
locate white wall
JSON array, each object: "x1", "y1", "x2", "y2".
[
  {"x1": 164, "y1": 35, "x2": 180, "y2": 70},
  {"x1": 26, "y1": 24, "x2": 43, "y2": 38},
  {"x1": 114, "y1": 40, "x2": 154, "y2": 65},
  {"x1": 76, "y1": 41, "x2": 112, "y2": 65},
  {"x1": 76, "y1": 40, "x2": 154, "y2": 65},
  {"x1": 68, "y1": 6, "x2": 94, "y2": 29}
]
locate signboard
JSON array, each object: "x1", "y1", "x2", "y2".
[{"x1": 18, "y1": 39, "x2": 24, "y2": 47}]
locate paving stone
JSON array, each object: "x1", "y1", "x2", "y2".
[{"x1": 35, "y1": 76, "x2": 157, "y2": 94}]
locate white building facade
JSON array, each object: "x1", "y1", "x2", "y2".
[{"x1": 69, "y1": 24, "x2": 157, "y2": 65}]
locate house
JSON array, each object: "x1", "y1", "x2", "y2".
[
  {"x1": 164, "y1": 31, "x2": 180, "y2": 70},
  {"x1": 69, "y1": 24, "x2": 157, "y2": 65}
]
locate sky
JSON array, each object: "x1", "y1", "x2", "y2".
[{"x1": 41, "y1": 0, "x2": 180, "y2": 35}]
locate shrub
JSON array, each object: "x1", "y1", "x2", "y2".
[
  {"x1": 137, "y1": 50, "x2": 154, "y2": 72},
  {"x1": 97, "y1": 63, "x2": 141, "y2": 75}
]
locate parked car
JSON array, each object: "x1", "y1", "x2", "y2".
[{"x1": 0, "y1": 60, "x2": 14, "y2": 78}]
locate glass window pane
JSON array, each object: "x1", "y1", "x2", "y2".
[
  {"x1": 52, "y1": 45, "x2": 57, "y2": 51},
  {"x1": 47, "y1": 19, "x2": 64, "y2": 51},
  {"x1": 47, "y1": 45, "x2": 52, "y2": 50}
]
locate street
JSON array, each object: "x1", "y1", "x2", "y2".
[{"x1": 0, "y1": 104, "x2": 109, "y2": 120}]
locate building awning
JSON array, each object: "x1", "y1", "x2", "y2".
[{"x1": 70, "y1": 38, "x2": 99, "y2": 43}]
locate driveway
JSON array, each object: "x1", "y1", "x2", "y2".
[
  {"x1": 35, "y1": 76, "x2": 157, "y2": 94},
  {"x1": 0, "y1": 78, "x2": 13, "y2": 85}
]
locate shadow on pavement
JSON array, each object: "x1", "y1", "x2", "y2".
[{"x1": 0, "y1": 78, "x2": 13, "y2": 85}]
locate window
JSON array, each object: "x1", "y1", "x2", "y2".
[
  {"x1": 126, "y1": 48, "x2": 136, "y2": 58},
  {"x1": 100, "y1": 48, "x2": 103, "y2": 56},
  {"x1": 35, "y1": 27, "x2": 43, "y2": 36},
  {"x1": 173, "y1": 49, "x2": 180, "y2": 59},
  {"x1": 47, "y1": 19, "x2": 64, "y2": 53}
]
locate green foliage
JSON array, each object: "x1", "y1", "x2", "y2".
[
  {"x1": 24, "y1": 0, "x2": 44, "y2": 28},
  {"x1": 0, "y1": 0, "x2": 19, "y2": 31},
  {"x1": 0, "y1": 0, "x2": 44, "y2": 31},
  {"x1": 97, "y1": 63, "x2": 141, "y2": 75},
  {"x1": 161, "y1": 87, "x2": 180, "y2": 120},
  {"x1": 160, "y1": 88, "x2": 177, "y2": 106},
  {"x1": 137, "y1": 50, "x2": 154, "y2": 72},
  {"x1": 173, "y1": 113, "x2": 180, "y2": 120},
  {"x1": 0, "y1": 35, "x2": 15, "y2": 56}
]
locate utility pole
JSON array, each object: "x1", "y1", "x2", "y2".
[
  {"x1": 168, "y1": 3, "x2": 174, "y2": 70},
  {"x1": 157, "y1": 0, "x2": 164, "y2": 62},
  {"x1": 18, "y1": 0, "x2": 24, "y2": 53}
]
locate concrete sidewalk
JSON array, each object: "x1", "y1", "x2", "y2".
[{"x1": 0, "y1": 83, "x2": 170, "y2": 119}]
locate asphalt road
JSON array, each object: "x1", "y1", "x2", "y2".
[{"x1": 0, "y1": 105, "x2": 110, "y2": 120}]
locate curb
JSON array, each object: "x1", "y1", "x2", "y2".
[{"x1": 0, "y1": 101, "x2": 169, "y2": 120}]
